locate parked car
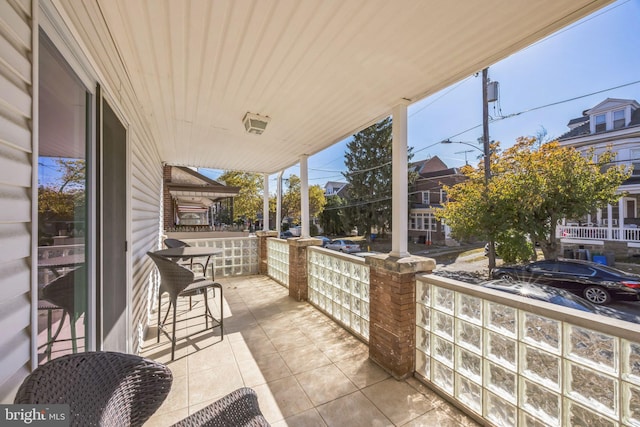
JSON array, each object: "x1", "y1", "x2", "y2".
[
  {"x1": 289, "y1": 226, "x2": 301, "y2": 237},
  {"x1": 313, "y1": 236, "x2": 331, "y2": 247},
  {"x1": 481, "y1": 280, "x2": 640, "y2": 324},
  {"x1": 491, "y1": 259, "x2": 640, "y2": 304},
  {"x1": 325, "y1": 239, "x2": 362, "y2": 253},
  {"x1": 279, "y1": 230, "x2": 293, "y2": 239}
]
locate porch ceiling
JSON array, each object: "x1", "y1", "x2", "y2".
[{"x1": 90, "y1": 0, "x2": 611, "y2": 174}]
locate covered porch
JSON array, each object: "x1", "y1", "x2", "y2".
[
  {"x1": 3, "y1": 0, "x2": 635, "y2": 426},
  {"x1": 142, "y1": 274, "x2": 477, "y2": 426}
]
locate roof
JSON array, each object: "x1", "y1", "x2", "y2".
[
  {"x1": 559, "y1": 99, "x2": 640, "y2": 140},
  {"x1": 167, "y1": 166, "x2": 240, "y2": 204},
  {"x1": 58, "y1": 0, "x2": 612, "y2": 174},
  {"x1": 410, "y1": 156, "x2": 449, "y2": 174}
]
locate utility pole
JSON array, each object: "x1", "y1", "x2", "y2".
[{"x1": 482, "y1": 68, "x2": 496, "y2": 271}]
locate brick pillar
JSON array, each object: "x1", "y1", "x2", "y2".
[
  {"x1": 256, "y1": 230, "x2": 278, "y2": 275},
  {"x1": 288, "y1": 238, "x2": 322, "y2": 301},
  {"x1": 366, "y1": 254, "x2": 435, "y2": 379}
]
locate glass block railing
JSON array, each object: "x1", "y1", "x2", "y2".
[
  {"x1": 415, "y1": 274, "x2": 640, "y2": 427},
  {"x1": 182, "y1": 237, "x2": 258, "y2": 278},
  {"x1": 267, "y1": 238, "x2": 289, "y2": 288},
  {"x1": 307, "y1": 247, "x2": 370, "y2": 342}
]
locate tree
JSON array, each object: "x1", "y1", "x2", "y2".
[
  {"x1": 282, "y1": 175, "x2": 301, "y2": 222},
  {"x1": 218, "y1": 171, "x2": 263, "y2": 224},
  {"x1": 319, "y1": 195, "x2": 348, "y2": 235},
  {"x1": 343, "y1": 117, "x2": 415, "y2": 237},
  {"x1": 309, "y1": 184, "x2": 327, "y2": 221},
  {"x1": 38, "y1": 158, "x2": 86, "y2": 243},
  {"x1": 438, "y1": 137, "x2": 631, "y2": 260}
]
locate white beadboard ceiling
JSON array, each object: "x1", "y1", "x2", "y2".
[{"x1": 88, "y1": 0, "x2": 611, "y2": 174}]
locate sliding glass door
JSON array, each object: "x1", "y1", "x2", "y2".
[{"x1": 37, "y1": 32, "x2": 89, "y2": 364}]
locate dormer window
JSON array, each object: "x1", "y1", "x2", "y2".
[
  {"x1": 613, "y1": 109, "x2": 625, "y2": 129},
  {"x1": 595, "y1": 114, "x2": 606, "y2": 132}
]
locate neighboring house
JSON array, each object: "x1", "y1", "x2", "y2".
[
  {"x1": 557, "y1": 98, "x2": 640, "y2": 258},
  {"x1": 409, "y1": 156, "x2": 466, "y2": 246},
  {"x1": 324, "y1": 181, "x2": 348, "y2": 197},
  {"x1": 163, "y1": 165, "x2": 240, "y2": 231}
]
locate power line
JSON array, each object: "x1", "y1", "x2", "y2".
[
  {"x1": 522, "y1": 0, "x2": 631, "y2": 52},
  {"x1": 415, "y1": 78, "x2": 640, "y2": 154},
  {"x1": 409, "y1": 76, "x2": 474, "y2": 118}
]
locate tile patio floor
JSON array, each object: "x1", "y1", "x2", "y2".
[{"x1": 142, "y1": 275, "x2": 480, "y2": 427}]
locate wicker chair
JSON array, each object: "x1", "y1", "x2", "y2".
[
  {"x1": 148, "y1": 251, "x2": 223, "y2": 360},
  {"x1": 14, "y1": 351, "x2": 172, "y2": 427},
  {"x1": 164, "y1": 238, "x2": 206, "y2": 274},
  {"x1": 172, "y1": 387, "x2": 270, "y2": 427}
]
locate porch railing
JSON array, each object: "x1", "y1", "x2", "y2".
[
  {"x1": 266, "y1": 238, "x2": 289, "y2": 287},
  {"x1": 307, "y1": 247, "x2": 370, "y2": 342},
  {"x1": 557, "y1": 225, "x2": 640, "y2": 242},
  {"x1": 415, "y1": 274, "x2": 640, "y2": 426},
  {"x1": 181, "y1": 237, "x2": 258, "y2": 278}
]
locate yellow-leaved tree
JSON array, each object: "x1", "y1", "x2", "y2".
[{"x1": 437, "y1": 137, "x2": 631, "y2": 261}]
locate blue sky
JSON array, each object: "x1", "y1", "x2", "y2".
[{"x1": 202, "y1": 0, "x2": 640, "y2": 190}]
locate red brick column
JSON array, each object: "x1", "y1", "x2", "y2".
[
  {"x1": 256, "y1": 231, "x2": 278, "y2": 275},
  {"x1": 366, "y1": 254, "x2": 435, "y2": 379},
  {"x1": 288, "y1": 238, "x2": 322, "y2": 301}
]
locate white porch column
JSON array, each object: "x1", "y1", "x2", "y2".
[
  {"x1": 619, "y1": 198, "x2": 625, "y2": 240},
  {"x1": 263, "y1": 173, "x2": 270, "y2": 231},
  {"x1": 607, "y1": 204, "x2": 613, "y2": 240},
  {"x1": 300, "y1": 154, "x2": 310, "y2": 238},
  {"x1": 277, "y1": 171, "x2": 283, "y2": 234},
  {"x1": 596, "y1": 208, "x2": 602, "y2": 225},
  {"x1": 390, "y1": 101, "x2": 410, "y2": 258}
]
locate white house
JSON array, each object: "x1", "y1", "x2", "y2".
[{"x1": 557, "y1": 98, "x2": 640, "y2": 258}]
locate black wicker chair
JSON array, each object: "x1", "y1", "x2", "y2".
[
  {"x1": 148, "y1": 251, "x2": 223, "y2": 360},
  {"x1": 164, "y1": 238, "x2": 206, "y2": 274},
  {"x1": 14, "y1": 351, "x2": 172, "y2": 427},
  {"x1": 172, "y1": 387, "x2": 270, "y2": 427}
]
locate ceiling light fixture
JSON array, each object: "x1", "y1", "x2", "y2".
[{"x1": 242, "y1": 112, "x2": 270, "y2": 135}]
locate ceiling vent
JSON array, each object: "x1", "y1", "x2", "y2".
[{"x1": 242, "y1": 112, "x2": 270, "y2": 135}]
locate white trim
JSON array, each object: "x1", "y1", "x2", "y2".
[
  {"x1": 629, "y1": 242, "x2": 640, "y2": 248},
  {"x1": 560, "y1": 238, "x2": 604, "y2": 245},
  {"x1": 30, "y1": 0, "x2": 40, "y2": 369},
  {"x1": 40, "y1": 0, "x2": 94, "y2": 90}
]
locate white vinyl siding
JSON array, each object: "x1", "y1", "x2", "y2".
[{"x1": 0, "y1": 0, "x2": 34, "y2": 403}]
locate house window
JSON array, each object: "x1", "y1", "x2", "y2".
[
  {"x1": 440, "y1": 189, "x2": 448, "y2": 203},
  {"x1": 632, "y1": 149, "x2": 640, "y2": 176},
  {"x1": 613, "y1": 109, "x2": 625, "y2": 129},
  {"x1": 409, "y1": 212, "x2": 438, "y2": 231},
  {"x1": 594, "y1": 114, "x2": 606, "y2": 132},
  {"x1": 422, "y1": 191, "x2": 430, "y2": 205}
]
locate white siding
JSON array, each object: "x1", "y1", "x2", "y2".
[{"x1": 0, "y1": 0, "x2": 33, "y2": 402}]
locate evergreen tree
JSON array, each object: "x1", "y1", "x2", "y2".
[{"x1": 343, "y1": 117, "x2": 414, "y2": 237}]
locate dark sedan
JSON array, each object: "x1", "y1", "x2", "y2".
[
  {"x1": 481, "y1": 280, "x2": 640, "y2": 324},
  {"x1": 491, "y1": 259, "x2": 640, "y2": 305}
]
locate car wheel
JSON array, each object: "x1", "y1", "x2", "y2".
[
  {"x1": 497, "y1": 273, "x2": 514, "y2": 281},
  {"x1": 583, "y1": 286, "x2": 611, "y2": 305}
]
